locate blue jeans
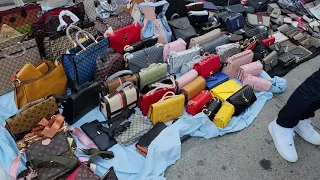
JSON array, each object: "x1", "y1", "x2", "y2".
[{"x1": 277, "y1": 69, "x2": 320, "y2": 128}]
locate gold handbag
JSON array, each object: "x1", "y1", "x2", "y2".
[
  {"x1": 147, "y1": 91, "x2": 185, "y2": 125},
  {"x1": 12, "y1": 60, "x2": 67, "y2": 109},
  {"x1": 213, "y1": 102, "x2": 235, "y2": 128},
  {"x1": 210, "y1": 80, "x2": 242, "y2": 101}
]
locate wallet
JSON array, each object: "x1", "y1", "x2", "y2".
[
  {"x1": 278, "y1": 52, "x2": 296, "y2": 67},
  {"x1": 210, "y1": 80, "x2": 242, "y2": 102},
  {"x1": 205, "y1": 72, "x2": 229, "y2": 90},
  {"x1": 202, "y1": 98, "x2": 222, "y2": 120},
  {"x1": 288, "y1": 45, "x2": 313, "y2": 63},
  {"x1": 227, "y1": 85, "x2": 257, "y2": 116}
]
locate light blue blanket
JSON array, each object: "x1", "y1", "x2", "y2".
[{"x1": 0, "y1": 73, "x2": 286, "y2": 179}]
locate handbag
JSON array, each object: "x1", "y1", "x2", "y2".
[
  {"x1": 157, "y1": 0, "x2": 187, "y2": 20},
  {"x1": 185, "y1": 2, "x2": 204, "y2": 11},
  {"x1": 261, "y1": 50, "x2": 278, "y2": 72},
  {"x1": 66, "y1": 164, "x2": 101, "y2": 180},
  {"x1": 186, "y1": 90, "x2": 212, "y2": 115},
  {"x1": 125, "y1": 0, "x2": 145, "y2": 22},
  {"x1": 243, "y1": 74, "x2": 272, "y2": 92},
  {"x1": 237, "y1": 61, "x2": 263, "y2": 82},
  {"x1": 247, "y1": 0, "x2": 269, "y2": 12},
  {"x1": 124, "y1": 36, "x2": 158, "y2": 54},
  {"x1": 0, "y1": 38, "x2": 41, "y2": 96},
  {"x1": 289, "y1": 45, "x2": 312, "y2": 63},
  {"x1": 107, "y1": 23, "x2": 141, "y2": 54},
  {"x1": 202, "y1": 34, "x2": 230, "y2": 54},
  {"x1": 124, "y1": 44, "x2": 164, "y2": 73},
  {"x1": 139, "y1": 1, "x2": 172, "y2": 44},
  {"x1": 163, "y1": 38, "x2": 187, "y2": 62},
  {"x1": 100, "y1": 82, "x2": 139, "y2": 118},
  {"x1": 12, "y1": 60, "x2": 67, "y2": 109},
  {"x1": 247, "y1": 14, "x2": 271, "y2": 27},
  {"x1": 193, "y1": 19, "x2": 221, "y2": 35},
  {"x1": 180, "y1": 55, "x2": 201, "y2": 75},
  {"x1": 210, "y1": 80, "x2": 242, "y2": 101},
  {"x1": 188, "y1": 11, "x2": 209, "y2": 25},
  {"x1": 84, "y1": 0, "x2": 120, "y2": 21},
  {"x1": 140, "y1": 74, "x2": 176, "y2": 94},
  {"x1": 205, "y1": 72, "x2": 229, "y2": 90},
  {"x1": 216, "y1": 43, "x2": 241, "y2": 64},
  {"x1": 101, "y1": 70, "x2": 140, "y2": 95},
  {"x1": 0, "y1": 24, "x2": 26, "y2": 49},
  {"x1": 253, "y1": 42, "x2": 270, "y2": 61},
  {"x1": 181, "y1": 76, "x2": 206, "y2": 101},
  {"x1": 95, "y1": 48, "x2": 125, "y2": 83},
  {"x1": 213, "y1": 102, "x2": 235, "y2": 128},
  {"x1": 222, "y1": 13, "x2": 245, "y2": 32},
  {"x1": 168, "y1": 17, "x2": 197, "y2": 44},
  {"x1": 176, "y1": 69, "x2": 198, "y2": 90},
  {"x1": 189, "y1": 28, "x2": 221, "y2": 48},
  {"x1": 167, "y1": 45, "x2": 202, "y2": 74},
  {"x1": 5, "y1": 97, "x2": 58, "y2": 141},
  {"x1": 202, "y1": 98, "x2": 222, "y2": 120},
  {"x1": 262, "y1": 37, "x2": 275, "y2": 47},
  {"x1": 244, "y1": 26, "x2": 268, "y2": 41},
  {"x1": 226, "y1": 85, "x2": 257, "y2": 116},
  {"x1": 278, "y1": 52, "x2": 296, "y2": 67},
  {"x1": 139, "y1": 63, "x2": 167, "y2": 90},
  {"x1": 114, "y1": 114, "x2": 153, "y2": 146},
  {"x1": 147, "y1": 92, "x2": 185, "y2": 125},
  {"x1": 94, "y1": 12, "x2": 134, "y2": 34},
  {"x1": 222, "y1": 50, "x2": 254, "y2": 78},
  {"x1": 193, "y1": 54, "x2": 221, "y2": 78}
]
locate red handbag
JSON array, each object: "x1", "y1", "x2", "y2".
[
  {"x1": 186, "y1": 90, "x2": 212, "y2": 115},
  {"x1": 193, "y1": 54, "x2": 220, "y2": 78},
  {"x1": 261, "y1": 37, "x2": 275, "y2": 46},
  {"x1": 107, "y1": 23, "x2": 141, "y2": 54}
]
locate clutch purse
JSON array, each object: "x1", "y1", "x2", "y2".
[
  {"x1": 222, "y1": 50, "x2": 254, "y2": 78},
  {"x1": 202, "y1": 34, "x2": 230, "y2": 54},
  {"x1": 210, "y1": 80, "x2": 242, "y2": 101},
  {"x1": 163, "y1": 38, "x2": 187, "y2": 62},
  {"x1": 186, "y1": 90, "x2": 212, "y2": 115},
  {"x1": 205, "y1": 72, "x2": 229, "y2": 90},
  {"x1": 222, "y1": 13, "x2": 245, "y2": 32},
  {"x1": 247, "y1": 14, "x2": 271, "y2": 27},
  {"x1": 226, "y1": 85, "x2": 257, "y2": 116},
  {"x1": 139, "y1": 63, "x2": 167, "y2": 90},
  {"x1": 213, "y1": 102, "x2": 235, "y2": 128},
  {"x1": 124, "y1": 36, "x2": 158, "y2": 53},
  {"x1": 180, "y1": 55, "x2": 201, "y2": 75},
  {"x1": 237, "y1": 61, "x2": 263, "y2": 82},
  {"x1": 216, "y1": 43, "x2": 241, "y2": 64},
  {"x1": 176, "y1": 69, "x2": 198, "y2": 90},
  {"x1": 147, "y1": 92, "x2": 185, "y2": 125},
  {"x1": 193, "y1": 54, "x2": 221, "y2": 78},
  {"x1": 181, "y1": 76, "x2": 206, "y2": 101},
  {"x1": 202, "y1": 98, "x2": 222, "y2": 120},
  {"x1": 262, "y1": 50, "x2": 278, "y2": 72},
  {"x1": 243, "y1": 74, "x2": 272, "y2": 92},
  {"x1": 189, "y1": 28, "x2": 221, "y2": 48}
]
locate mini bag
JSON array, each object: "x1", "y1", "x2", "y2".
[
  {"x1": 181, "y1": 76, "x2": 206, "y2": 101},
  {"x1": 185, "y1": 2, "x2": 204, "y2": 11},
  {"x1": 180, "y1": 55, "x2": 201, "y2": 75},
  {"x1": 261, "y1": 50, "x2": 278, "y2": 72},
  {"x1": 216, "y1": 43, "x2": 241, "y2": 64},
  {"x1": 139, "y1": 63, "x2": 167, "y2": 91},
  {"x1": 124, "y1": 36, "x2": 158, "y2": 53},
  {"x1": 205, "y1": 72, "x2": 229, "y2": 90},
  {"x1": 193, "y1": 54, "x2": 221, "y2": 78},
  {"x1": 148, "y1": 92, "x2": 185, "y2": 125},
  {"x1": 168, "y1": 16, "x2": 197, "y2": 44},
  {"x1": 237, "y1": 61, "x2": 263, "y2": 82},
  {"x1": 243, "y1": 74, "x2": 272, "y2": 92},
  {"x1": 188, "y1": 11, "x2": 209, "y2": 25},
  {"x1": 227, "y1": 85, "x2": 257, "y2": 116},
  {"x1": 223, "y1": 13, "x2": 245, "y2": 32},
  {"x1": 202, "y1": 34, "x2": 230, "y2": 54},
  {"x1": 210, "y1": 80, "x2": 242, "y2": 102},
  {"x1": 213, "y1": 102, "x2": 235, "y2": 128},
  {"x1": 222, "y1": 50, "x2": 254, "y2": 78},
  {"x1": 247, "y1": 14, "x2": 271, "y2": 27},
  {"x1": 186, "y1": 90, "x2": 212, "y2": 115},
  {"x1": 163, "y1": 38, "x2": 186, "y2": 62},
  {"x1": 189, "y1": 28, "x2": 221, "y2": 48},
  {"x1": 202, "y1": 98, "x2": 222, "y2": 121},
  {"x1": 176, "y1": 69, "x2": 198, "y2": 90}
]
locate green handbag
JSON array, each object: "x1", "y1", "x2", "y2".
[{"x1": 138, "y1": 63, "x2": 167, "y2": 90}]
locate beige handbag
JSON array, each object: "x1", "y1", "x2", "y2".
[
  {"x1": 0, "y1": 24, "x2": 26, "y2": 49},
  {"x1": 189, "y1": 28, "x2": 221, "y2": 48}
]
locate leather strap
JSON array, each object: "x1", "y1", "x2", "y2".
[
  {"x1": 30, "y1": 114, "x2": 64, "y2": 138},
  {"x1": 88, "y1": 151, "x2": 114, "y2": 165},
  {"x1": 72, "y1": 128, "x2": 97, "y2": 148}
]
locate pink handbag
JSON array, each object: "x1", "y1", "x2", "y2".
[
  {"x1": 163, "y1": 38, "x2": 187, "y2": 62},
  {"x1": 222, "y1": 50, "x2": 254, "y2": 78},
  {"x1": 237, "y1": 61, "x2": 263, "y2": 82},
  {"x1": 243, "y1": 74, "x2": 272, "y2": 92},
  {"x1": 176, "y1": 69, "x2": 198, "y2": 90}
]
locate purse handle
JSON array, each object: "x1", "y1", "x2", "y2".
[
  {"x1": 57, "y1": 10, "x2": 80, "y2": 31},
  {"x1": 108, "y1": 81, "x2": 134, "y2": 98},
  {"x1": 158, "y1": 91, "x2": 177, "y2": 103},
  {"x1": 146, "y1": 76, "x2": 176, "y2": 96},
  {"x1": 107, "y1": 70, "x2": 133, "y2": 81},
  {"x1": 66, "y1": 24, "x2": 84, "y2": 47},
  {"x1": 0, "y1": 42, "x2": 26, "y2": 59},
  {"x1": 75, "y1": 30, "x2": 98, "y2": 52}
]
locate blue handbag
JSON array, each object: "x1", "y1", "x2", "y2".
[
  {"x1": 206, "y1": 72, "x2": 229, "y2": 90},
  {"x1": 224, "y1": 13, "x2": 245, "y2": 33},
  {"x1": 62, "y1": 25, "x2": 108, "y2": 86}
]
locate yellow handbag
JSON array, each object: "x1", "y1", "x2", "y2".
[
  {"x1": 12, "y1": 60, "x2": 67, "y2": 109},
  {"x1": 147, "y1": 91, "x2": 185, "y2": 125},
  {"x1": 213, "y1": 102, "x2": 235, "y2": 128},
  {"x1": 210, "y1": 80, "x2": 242, "y2": 101}
]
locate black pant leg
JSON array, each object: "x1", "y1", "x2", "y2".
[{"x1": 299, "y1": 100, "x2": 320, "y2": 120}]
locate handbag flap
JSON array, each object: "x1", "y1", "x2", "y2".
[
  {"x1": 168, "y1": 17, "x2": 191, "y2": 30},
  {"x1": 127, "y1": 45, "x2": 163, "y2": 68},
  {"x1": 168, "y1": 46, "x2": 201, "y2": 69},
  {"x1": 227, "y1": 85, "x2": 257, "y2": 106}
]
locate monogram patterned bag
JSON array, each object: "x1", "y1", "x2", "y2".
[
  {"x1": 94, "y1": 12, "x2": 134, "y2": 34},
  {"x1": 0, "y1": 24, "x2": 27, "y2": 49}
]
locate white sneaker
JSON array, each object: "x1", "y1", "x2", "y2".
[
  {"x1": 294, "y1": 118, "x2": 320, "y2": 145},
  {"x1": 268, "y1": 119, "x2": 298, "y2": 162}
]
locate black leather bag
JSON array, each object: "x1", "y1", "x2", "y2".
[
  {"x1": 124, "y1": 36, "x2": 158, "y2": 53},
  {"x1": 253, "y1": 42, "x2": 270, "y2": 61},
  {"x1": 225, "y1": 4, "x2": 246, "y2": 13},
  {"x1": 202, "y1": 98, "x2": 222, "y2": 120},
  {"x1": 156, "y1": 0, "x2": 187, "y2": 20},
  {"x1": 244, "y1": 26, "x2": 268, "y2": 41},
  {"x1": 188, "y1": 11, "x2": 209, "y2": 25},
  {"x1": 194, "y1": 19, "x2": 220, "y2": 35},
  {"x1": 168, "y1": 17, "x2": 198, "y2": 43},
  {"x1": 247, "y1": 0, "x2": 269, "y2": 12},
  {"x1": 227, "y1": 85, "x2": 257, "y2": 116},
  {"x1": 278, "y1": 52, "x2": 296, "y2": 67}
]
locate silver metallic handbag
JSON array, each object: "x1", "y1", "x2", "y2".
[
  {"x1": 216, "y1": 43, "x2": 241, "y2": 64},
  {"x1": 180, "y1": 55, "x2": 201, "y2": 75}
]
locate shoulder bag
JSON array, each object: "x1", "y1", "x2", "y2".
[
  {"x1": 163, "y1": 38, "x2": 187, "y2": 62},
  {"x1": 168, "y1": 16, "x2": 197, "y2": 44},
  {"x1": 210, "y1": 79, "x2": 242, "y2": 102},
  {"x1": 243, "y1": 74, "x2": 272, "y2": 92},
  {"x1": 189, "y1": 28, "x2": 221, "y2": 48},
  {"x1": 261, "y1": 50, "x2": 278, "y2": 72},
  {"x1": 205, "y1": 72, "x2": 229, "y2": 90},
  {"x1": 237, "y1": 61, "x2": 263, "y2": 82},
  {"x1": 202, "y1": 98, "x2": 222, "y2": 121},
  {"x1": 216, "y1": 43, "x2": 241, "y2": 64},
  {"x1": 193, "y1": 53, "x2": 221, "y2": 78},
  {"x1": 176, "y1": 69, "x2": 198, "y2": 90},
  {"x1": 188, "y1": 11, "x2": 209, "y2": 25},
  {"x1": 181, "y1": 76, "x2": 206, "y2": 101},
  {"x1": 213, "y1": 102, "x2": 235, "y2": 128},
  {"x1": 139, "y1": 63, "x2": 167, "y2": 90},
  {"x1": 222, "y1": 50, "x2": 254, "y2": 78},
  {"x1": 202, "y1": 34, "x2": 230, "y2": 53},
  {"x1": 186, "y1": 90, "x2": 212, "y2": 115},
  {"x1": 124, "y1": 36, "x2": 158, "y2": 54},
  {"x1": 222, "y1": 13, "x2": 245, "y2": 32}
]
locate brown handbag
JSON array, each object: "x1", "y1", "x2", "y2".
[
  {"x1": 181, "y1": 76, "x2": 206, "y2": 101},
  {"x1": 94, "y1": 11, "x2": 134, "y2": 34}
]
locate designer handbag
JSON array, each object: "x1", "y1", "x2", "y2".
[
  {"x1": 181, "y1": 76, "x2": 206, "y2": 101},
  {"x1": 216, "y1": 43, "x2": 241, "y2": 64},
  {"x1": 193, "y1": 54, "x2": 221, "y2": 78},
  {"x1": 222, "y1": 50, "x2": 254, "y2": 78},
  {"x1": 139, "y1": 63, "x2": 167, "y2": 90},
  {"x1": 95, "y1": 48, "x2": 125, "y2": 83},
  {"x1": 124, "y1": 44, "x2": 164, "y2": 73},
  {"x1": 176, "y1": 69, "x2": 198, "y2": 90},
  {"x1": 168, "y1": 17, "x2": 197, "y2": 44},
  {"x1": 124, "y1": 36, "x2": 158, "y2": 53},
  {"x1": 244, "y1": 26, "x2": 268, "y2": 41},
  {"x1": 278, "y1": 52, "x2": 296, "y2": 67},
  {"x1": 163, "y1": 38, "x2": 187, "y2": 62},
  {"x1": 186, "y1": 90, "x2": 212, "y2": 115},
  {"x1": 243, "y1": 74, "x2": 272, "y2": 92},
  {"x1": 12, "y1": 60, "x2": 67, "y2": 109},
  {"x1": 0, "y1": 24, "x2": 26, "y2": 49},
  {"x1": 189, "y1": 28, "x2": 221, "y2": 48},
  {"x1": 213, "y1": 102, "x2": 234, "y2": 128},
  {"x1": 167, "y1": 45, "x2": 202, "y2": 74},
  {"x1": 247, "y1": 14, "x2": 271, "y2": 27},
  {"x1": 227, "y1": 85, "x2": 257, "y2": 116},
  {"x1": 180, "y1": 55, "x2": 201, "y2": 75},
  {"x1": 210, "y1": 80, "x2": 242, "y2": 101},
  {"x1": 140, "y1": 74, "x2": 176, "y2": 94},
  {"x1": 223, "y1": 13, "x2": 245, "y2": 32},
  {"x1": 66, "y1": 164, "x2": 100, "y2": 180},
  {"x1": 188, "y1": 11, "x2": 209, "y2": 25},
  {"x1": 205, "y1": 72, "x2": 229, "y2": 90},
  {"x1": 261, "y1": 50, "x2": 278, "y2": 72},
  {"x1": 202, "y1": 34, "x2": 230, "y2": 54},
  {"x1": 94, "y1": 11, "x2": 134, "y2": 34},
  {"x1": 148, "y1": 92, "x2": 185, "y2": 125},
  {"x1": 100, "y1": 82, "x2": 139, "y2": 118},
  {"x1": 237, "y1": 61, "x2": 263, "y2": 82},
  {"x1": 202, "y1": 98, "x2": 222, "y2": 120}
]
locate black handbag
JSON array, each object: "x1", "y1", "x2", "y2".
[
  {"x1": 227, "y1": 85, "x2": 257, "y2": 116},
  {"x1": 278, "y1": 52, "x2": 296, "y2": 68},
  {"x1": 253, "y1": 42, "x2": 270, "y2": 61},
  {"x1": 156, "y1": 0, "x2": 187, "y2": 20},
  {"x1": 188, "y1": 11, "x2": 209, "y2": 25},
  {"x1": 247, "y1": 0, "x2": 269, "y2": 12},
  {"x1": 225, "y1": 4, "x2": 246, "y2": 13},
  {"x1": 222, "y1": 13, "x2": 245, "y2": 32},
  {"x1": 202, "y1": 98, "x2": 222, "y2": 120},
  {"x1": 140, "y1": 74, "x2": 176, "y2": 94},
  {"x1": 124, "y1": 36, "x2": 158, "y2": 53},
  {"x1": 193, "y1": 19, "x2": 220, "y2": 35},
  {"x1": 244, "y1": 26, "x2": 269, "y2": 41},
  {"x1": 168, "y1": 17, "x2": 198, "y2": 43}
]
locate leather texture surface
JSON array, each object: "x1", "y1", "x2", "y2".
[
  {"x1": 202, "y1": 34, "x2": 230, "y2": 54},
  {"x1": 186, "y1": 90, "x2": 212, "y2": 115},
  {"x1": 210, "y1": 79, "x2": 242, "y2": 102},
  {"x1": 213, "y1": 102, "x2": 234, "y2": 128},
  {"x1": 138, "y1": 63, "x2": 167, "y2": 90},
  {"x1": 227, "y1": 85, "x2": 257, "y2": 116},
  {"x1": 222, "y1": 50, "x2": 254, "y2": 78},
  {"x1": 66, "y1": 164, "x2": 100, "y2": 180},
  {"x1": 202, "y1": 98, "x2": 222, "y2": 120},
  {"x1": 102, "y1": 74, "x2": 139, "y2": 95},
  {"x1": 238, "y1": 61, "x2": 263, "y2": 82},
  {"x1": 181, "y1": 76, "x2": 206, "y2": 101},
  {"x1": 194, "y1": 54, "x2": 221, "y2": 78},
  {"x1": 216, "y1": 43, "x2": 241, "y2": 64},
  {"x1": 243, "y1": 74, "x2": 272, "y2": 92},
  {"x1": 205, "y1": 72, "x2": 229, "y2": 90},
  {"x1": 124, "y1": 36, "x2": 158, "y2": 54},
  {"x1": 176, "y1": 69, "x2": 198, "y2": 90}
]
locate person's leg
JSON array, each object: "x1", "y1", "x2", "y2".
[{"x1": 298, "y1": 100, "x2": 320, "y2": 120}]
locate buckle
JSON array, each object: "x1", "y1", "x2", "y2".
[{"x1": 11, "y1": 79, "x2": 21, "y2": 88}]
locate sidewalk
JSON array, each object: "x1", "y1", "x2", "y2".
[{"x1": 166, "y1": 56, "x2": 320, "y2": 180}]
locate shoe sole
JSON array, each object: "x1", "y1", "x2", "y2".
[
  {"x1": 294, "y1": 129, "x2": 320, "y2": 146},
  {"x1": 268, "y1": 122, "x2": 298, "y2": 163}
]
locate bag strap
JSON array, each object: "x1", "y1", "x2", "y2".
[
  {"x1": 107, "y1": 70, "x2": 133, "y2": 81},
  {"x1": 71, "y1": 128, "x2": 98, "y2": 148},
  {"x1": 88, "y1": 151, "x2": 114, "y2": 165},
  {"x1": 158, "y1": 91, "x2": 176, "y2": 103},
  {"x1": 30, "y1": 114, "x2": 65, "y2": 139},
  {"x1": 146, "y1": 76, "x2": 176, "y2": 95},
  {"x1": 98, "y1": 119, "x2": 131, "y2": 137},
  {"x1": 75, "y1": 30, "x2": 98, "y2": 52},
  {"x1": 27, "y1": 156, "x2": 78, "y2": 170},
  {"x1": 9, "y1": 150, "x2": 24, "y2": 179},
  {"x1": 57, "y1": 10, "x2": 80, "y2": 31}
]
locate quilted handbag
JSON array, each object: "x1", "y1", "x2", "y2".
[
  {"x1": 227, "y1": 85, "x2": 257, "y2": 116},
  {"x1": 163, "y1": 38, "x2": 187, "y2": 62},
  {"x1": 168, "y1": 17, "x2": 197, "y2": 44},
  {"x1": 243, "y1": 74, "x2": 272, "y2": 92},
  {"x1": 148, "y1": 92, "x2": 185, "y2": 125},
  {"x1": 100, "y1": 82, "x2": 139, "y2": 118},
  {"x1": 114, "y1": 114, "x2": 153, "y2": 146},
  {"x1": 202, "y1": 98, "x2": 222, "y2": 120},
  {"x1": 222, "y1": 50, "x2": 254, "y2": 78},
  {"x1": 188, "y1": 11, "x2": 209, "y2": 25},
  {"x1": 157, "y1": 0, "x2": 187, "y2": 20},
  {"x1": 63, "y1": 26, "x2": 108, "y2": 86},
  {"x1": 139, "y1": 1, "x2": 172, "y2": 44},
  {"x1": 216, "y1": 43, "x2": 241, "y2": 64},
  {"x1": 95, "y1": 48, "x2": 125, "y2": 83},
  {"x1": 186, "y1": 90, "x2": 212, "y2": 115},
  {"x1": 247, "y1": 14, "x2": 271, "y2": 27},
  {"x1": 205, "y1": 72, "x2": 229, "y2": 90},
  {"x1": 189, "y1": 28, "x2": 221, "y2": 48},
  {"x1": 180, "y1": 55, "x2": 201, "y2": 75},
  {"x1": 181, "y1": 76, "x2": 206, "y2": 101},
  {"x1": 213, "y1": 102, "x2": 234, "y2": 128},
  {"x1": 210, "y1": 80, "x2": 242, "y2": 102},
  {"x1": 237, "y1": 61, "x2": 263, "y2": 82},
  {"x1": 222, "y1": 13, "x2": 245, "y2": 32},
  {"x1": 124, "y1": 44, "x2": 164, "y2": 73},
  {"x1": 0, "y1": 24, "x2": 26, "y2": 49},
  {"x1": 202, "y1": 34, "x2": 230, "y2": 54},
  {"x1": 261, "y1": 50, "x2": 278, "y2": 72},
  {"x1": 107, "y1": 23, "x2": 141, "y2": 54},
  {"x1": 0, "y1": 38, "x2": 41, "y2": 96},
  {"x1": 176, "y1": 69, "x2": 198, "y2": 90},
  {"x1": 139, "y1": 63, "x2": 167, "y2": 90},
  {"x1": 167, "y1": 45, "x2": 202, "y2": 74},
  {"x1": 94, "y1": 12, "x2": 134, "y2": 34},
  {"x1": 193, "y1": 54, "x2": 221, "y2": 78},
  {"x1": 124, "y1": 36, "x2": 158, "y2": 54}
]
